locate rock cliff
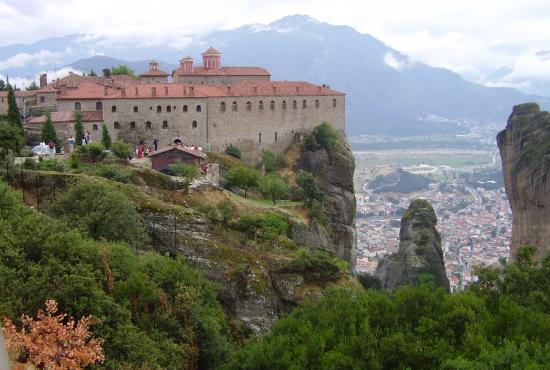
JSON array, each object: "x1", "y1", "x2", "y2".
[
  {"x1": 296, "y1": 137, "x2": 357, "y2": 269},
  {"x1": 497, "y1": 103, "x2": 550, "y2": 259},
  {"x1": 374, "y1": 199, "x2": 450, "y2": 291}
]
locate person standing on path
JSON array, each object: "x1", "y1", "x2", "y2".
[
  {"x1": 153, "y1": 138, "x2": 159, "y2": 151},
  {"x1": 68, "y1": 135, "x2": 75, "y2": 153}
]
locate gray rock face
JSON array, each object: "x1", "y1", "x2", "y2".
[
  {"x1": 497, "y1": 103, "x2": 550, "y2": 259},
  {"x1": 374, "y1": 199, "x2": 450, "y2": 291},
  {"x1": 296, "y1": 140, "x2": 357, "y2": 268}
]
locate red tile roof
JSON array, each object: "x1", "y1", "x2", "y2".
[
  {"x1": 173, "y1": 66, "x2": 270, "y2": 77},
  {"x1": 150, "y1": 144, "x2": 208, "y2": 159},
  {"x1": 0, "y1": 90, "x2": 36, "y2": 98},
  {"x1": 202, "y1": 47, "x2": 221, "y2": 55},
  {"x1": 140, "y1": 69, "x2": 169, "y2": 77},
  {"x1": 27, "y1": 110, "x2": 103, "y2": 124}
]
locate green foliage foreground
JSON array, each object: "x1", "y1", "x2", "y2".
[
  {"x1": 225, "y1": 246, "x2": 550, "y2": 370},
  {"x1": 0, "y1": 180, "x2": 231, "y2": 369}
]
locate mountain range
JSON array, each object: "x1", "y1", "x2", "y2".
[{"x1": 1, "y1": 15, "x2": 548, "y2": 136}]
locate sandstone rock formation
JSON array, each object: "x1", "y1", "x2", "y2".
[
  {"x1": 374, "y1": 199, "x2": 450, "y2": 291},
  {"x1": 296, "y1": 137, "x2": 357, "y2": 268},
  {"x1": 497, "y1": 103, "x2": 550, "y2": 259}
]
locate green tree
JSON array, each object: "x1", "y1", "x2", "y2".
[
  {"x1": 26, "y1": 81, "x2": 39, "y2": 90},
  {"x1": 6, "y1": 84, "x2": 22, "y2": 131},
  {"x1": 112, "y1": 140, "x2": 133, "y2": 163},
  {"x1": 313, "y1": 122, "x2": 337, "y2": 149},
  {"x1": 217, "y1": 200, "x2": 234, "y2": 225},
  {"x1": 111, "y1": 65, "x2": 136, "y2": 77},
  {"x1": 74, "y1": 111, "x2": 84, "y2": 147},
  {"x1": 169, "y1": 161, "x2": 200, "y2": 192},
  {"x1": 101, "y1": 123, "x2": 112, "y2": 150},
  {"x1": 0, "y1": 79, "x2": 6, "y2": 91},
  {"x1": 261, "y1": 150, "x2": 277, "y2": 172},
  {"x1": 296, "y1": 170, "x2": 324, "y2": 206},
  {"x1": 0, "y1": 122, "x2": 25, "y2": 159},
  {"x1": 88, "y1": 69, "x2": 97, "y2": 77},
  {"x1": 41, "y1": 111, "x2": 61, "y2": 152},
  {"x1": 225, "y1": 166, "x2": 260, "y2": 197},
  {"x1": 258, "y1": 174, "x2": 290, "y2": 204},
  {"x1": 86, "y1": 142, "x2": 105, "y2": 164},
  {"x1": 225, "y1": 144, "x2": 241, "y2": 159}
]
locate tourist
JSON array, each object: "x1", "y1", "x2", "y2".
[
  {"x1": 82, "y1": 135, "x2": 87, "y2": 145},
  {"x1": 48, "y1": 140, "x2": 55, "y2": 158},
  {"x1": 153, "y1": 138, "x2": 159, "y2": 151},
  {"x1": 137, "y1": 144, "x2": 144, "y2": 159},
  {"x1": 144, "y1": 146, "x2": 150, "y2": 156},
  {"x1": 68, "y1": 135, "x2": 75, "y2": 153},
  {"x1": 86, "y1": 131, "x2": 91, "y2": 144}
]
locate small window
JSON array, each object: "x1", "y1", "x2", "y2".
[
  {"x1": 196, "y1": 105, "x2": 202, "y2": 112},
  {"x1": 157, "y1": 105, "x2": 162, "y2": 113},
  {"x1": 114, "y1": 121, "x2": 120, "y2": 130},
  {"x1": 259, "y1": 132, "x2": 262, "y2": 143},
  {"x1": 130, "y1": 121, "x2": 136, "y2": 130},
  {"x1": 75, "y1": 102, "x2": 81, "y2": 111},
  {"x1": 40, "y1": 96, "x2": 45, "y2": 103},
  {"x1": 270, "y1": 100, "x2": 275, "y2": 110},
  {"x1": 92, "y1": 124, "x2": 98, "y2": 131},
  {"x1": 246, "y1": 101, "x2": 252, "y2": 111},
  {"x1": 220, "y1": 102, "x2": 226, "y2": 112},
  {"x1": 96, "y1": 101, "x2": 103, "y2": 111},
  {"x1": 293, "y1": 100, "x2": 297, "y2": 109},
  {"x1": 282, "y1": 100, "x2": 286, "y2": 110},
  {"x1": 133, "y1": 106, "x2": 138, "y2": 113},
  {"x1": 166, "y1": 105, "x2": 171, "y2": 113},
  {"x1": 192, "y1": 121, "x2": 197, "y2": 128},
  {"x1": 259, "y1": 101, "x2": 264, "y2": 110},
  {"x1": 315, "y1": 99, "x2": 319, "y2": 108},
  {"x1": 162, "y1": 120, "x2": 168, "y2": 128},
  {"x1": 302, "y1": 100, "x2": 307, "y2": 109},
  {"x1": 333, "y1": 98, "x2": 337, "y2": 108},
  {"x1": 111, "y1": 105, "x2": 116, "y2": 113},
  {"x1": 232, "y1": 101, "x2": 237, "y2": 111},
  {"x1": 275, "y1": 131, "x2": 278, "y2": 142},
  {"x1": 146, "y1": 121, "x2": 152, "y2": 130},
  {"x1": 183, "y1": 105, "x2": 188, "y2": 112}
]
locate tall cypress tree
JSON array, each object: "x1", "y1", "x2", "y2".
[
  {"x1": 7, "y1": 84, "x2": 22, "y2": 131},
  {"x1": 74, "y1": 111, "x2": 84, "y2": 147},
  {"x1": 41, "y1": 111, "x2": 57, "y2": 143},
  {"x1": 101, "y1": 123, "x2": 112, "y2": 150}
]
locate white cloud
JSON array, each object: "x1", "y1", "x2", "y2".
[
  {"x1": 0, "y1": 50, "x2": 64, "y2": 70},
  {"x1": 0, "y1": 67, "x2": 83, "y2": 90},
  {"x1": 383, "y1": 52, "x2": 409, "y2": 71}
]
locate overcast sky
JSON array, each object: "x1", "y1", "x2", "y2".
[{"x1": 0, "y1": 0, "x2": 549, "y2": 86}]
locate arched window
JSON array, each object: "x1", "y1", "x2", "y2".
[
  {"x1": 192, "y1": 121, "x2": 197, "y2": 128},
  {"x1": 92, "y1": 124, "x2": 98, "y2": 131},
  {"x1": 282, "y1": 100, "x2": 286, "y2": 109},
  {"x1": 259, "y1": 101, "x2": 264, "y2": 110},
  {"x1": 166, "y1": 105, "x2": 171, "y2": 113},
  {"x1": 196, "y1": 105, "x2": 202, "y2": 112},
  {"x1": 246, "y1": 101, "x2": 252, "y2": 111},
  {"x1": 75, "y1": 102, "x2": 81, "y2": 111},
  {"x1": 220, "y1": 102, "x2": 226, "y2": 112},
  {"x1": 302, "y1": 100, "x2": 307, "y2": 108},
  {"x1": 232, "y1": 101, "x2": 238, "y2": 111},
  {"x1": 96, "y1": 101, "x2": 103, "y2": 111},
  {"x1": 111, "y1": 105, "x2": 116, "y2": 113},
  {"x1": 146, "y1": 121, "x2": 152, "y2": 130},
  {"x1": 270, "y1": 100, "x2": 275, "y2": 110},
  {"x1": 113, "y1": 121, "x2": 120, "y2": 130},
  {"x1": 183, "y1": 105, "x2": 188, "y2": 112},
  {"x1": 130, "y1": 121, "x2": 136, "y2": 130},
  {"x1": 332, "y1": 98, "x2": 337, "y2": 108},
  {"x1": 162, "y1": 120, "x2": 168, "y2": 128},
  {"x1": 133, "y1": 106, "x2": 138, "y2": 113},
  {"x1": 315, "y1": 99, "x2": 319, "y2": 108},
  {"x1": 157, "y1": 106, "x2": 162, "y2": 113},
  {"x1": 293, "y1": 100, "x2": 297, "y2": 109}
]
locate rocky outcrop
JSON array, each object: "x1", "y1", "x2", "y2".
[
  {"x1": 374, "y1": 199, "x2": 450, "y2": 291},
  {"x1": 497, "y1": 103, "x2": 550, "y2": 259},
  {"x1": 296, "y1": 138, "x2": 357, "y2": 268}
]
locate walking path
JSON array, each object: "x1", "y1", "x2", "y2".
[{"x1": 0, "y1": 330, "x2": 10, "y2": 370}]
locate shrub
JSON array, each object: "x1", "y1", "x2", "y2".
[
  {"x1": 0, "y1": 122, "x2": 25, "y2": 159},
  {"x1": 258, "y1": 174, "x2": 291, "y2": 204},
  {"x1": 309, "y1": 199, "x2": 329, "y2": 225},
  {"x1": 225, "y1": 166, "x2": 260, "y2": 197},
  {"x1": 225, "y1": 144, "x2": 241, "y2": 159},
  {"x1": 313, "y1": 122, "x2": 337, "y2": 149},
  {"x1": 261, "y1": 150, "x2": 289, "y2": 172},
  {"x1": 283, "y1": 248, "x2": 345, "y2": 282},
  {"x1": 230, "y1": 212, "x2": 288, "y2": 239},
  {"x1": 111, "y1": 140, "x2": 133, "y2": 163},
  {"x1": 95, "y1": 164, "x2": 132, "y2": 183},
  {"x1": 87, "y1": 143, "x2": 105, "y2": 164},
  {"x1": 68, "y1": 153, "x2": 80, "y2": 169},
  {"x1": 296, "y1": 170, "x2": 324, "y2": 206},
  {"x1": 217, "y1": 200, "x2": 234, "y2": 225}
]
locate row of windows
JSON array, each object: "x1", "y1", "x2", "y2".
[
  {"x1": 112, "y1": 120, "x2": 198, "y2": 130},
  {"x1": 220, "y1": 98, "x2": 337, "y2": 112},
  {"x1": 110, "y1": 104, "x2": 202, "y2": 113}
]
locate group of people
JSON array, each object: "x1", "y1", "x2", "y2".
[
  {"x1": 66, "y1": 131, "x2": 92, "y2": 154},
  {"x1": 135, "y1": 138, "x2": 159, "y2": 159}
]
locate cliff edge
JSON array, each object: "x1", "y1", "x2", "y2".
[
  {"x1": 497, "y1": 103, "x2": 550, "y2": 259},
  {"x1": 374, "y1": 199, "x2": 450, "y2": 291}
]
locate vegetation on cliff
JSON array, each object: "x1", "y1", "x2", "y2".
[{"x1": 225, "y1": 246, "x2": 550, "y2": 369}]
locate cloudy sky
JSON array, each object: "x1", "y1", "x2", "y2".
[{"x1": 0, "y1": 0, "x2": 549, "y2": 89}]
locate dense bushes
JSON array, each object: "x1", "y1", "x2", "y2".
[
  {"x1": 224, "y1": 246, "x2": 550, "y2": 369},
  {"x1": 0, "y1": 180, "x2": 231, "y2": 369},
  {"x1": 94, "y1": 164, "x2": 133, "y2": 183},
  {"x1": 225, "y1": 144, "x2": 242, "y2": 159},
  {"x1": 283, "y1": 248, "x2": 346, "y2": 282},
  {"x1": 230, "y1": 212, "x2": 288, "y2": 240},
  {"x1": 304, "y1": 122, "x2": 337, "y2": 151}
]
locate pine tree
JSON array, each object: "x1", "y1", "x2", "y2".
[
  {"x1": 101, "y1": 123, "x2": 112, "y2": 150},
  {"x1": 7, "y1": 84, "x2": 22, "y2": 130},
  {"x1": 74, "y1": 111, "x2": 84, "y2": 147},
  {"x1": 26, "y1": 81, "x2": 39, "y2": 90},
  {"x1": 89, "y1": 69, "x2": 97, "y2": 77},
  {"x1": 0, "y1": 79, "x2": 6, "y2": 91}
]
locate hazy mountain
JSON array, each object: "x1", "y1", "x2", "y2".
[
  {"x1": 69, "y1": 55, "x2": 177, "y2": 76},
  {"x1": 1, "y1": 15, "x2": 548, "y2": 136}
]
